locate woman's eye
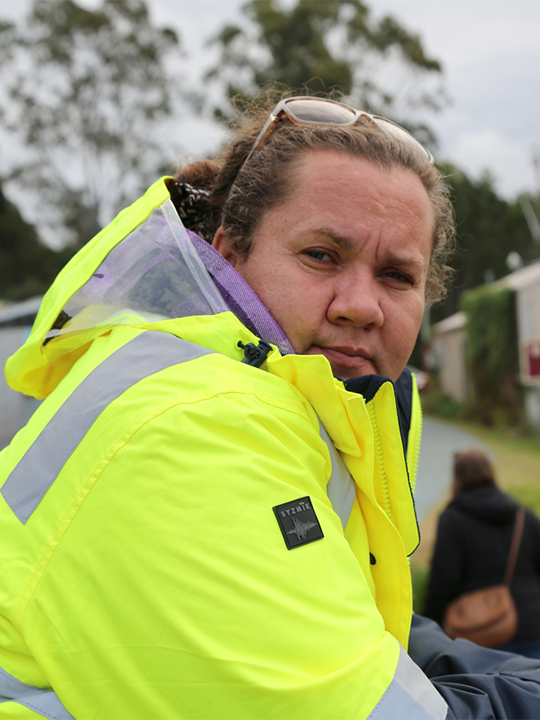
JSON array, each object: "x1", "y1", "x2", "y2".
[
  {"x1": 305, "y1": 249, "x2": 331, "y2": 262},
  {"x1": 383, "y1": 270, "x2": 413, "y2": 285}
]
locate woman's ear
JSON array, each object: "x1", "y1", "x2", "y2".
[{"x1": 213, "y1": 226, "x2": 239, "y2": 268}]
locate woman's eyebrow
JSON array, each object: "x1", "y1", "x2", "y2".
[
  {"x1": 385, "y1": 254, "x2": 426, "y2": 270},
  {"x1": 312, "y1": 229, "x2": 426, "y2": 270},
  {"x1": 311, "y1": 228, "x2": 355, "y2": 251}
]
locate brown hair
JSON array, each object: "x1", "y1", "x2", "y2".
[
  {"x1": 173, "y1": 91, "x2": 455, "y2": 304},
  {"x1": 452, "y1": 448, "x2": 497, "y2": 497}
]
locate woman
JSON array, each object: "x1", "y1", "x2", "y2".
[
  {"x1": 424, "y1": 448, "x2": 540, "y2": 657},
  {"x1": 1, "y1": 92, "x2": 540, "y2": 719}
]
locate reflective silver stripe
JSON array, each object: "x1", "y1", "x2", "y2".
[
  {"x1": 0, "y1": 664, "x2": 44, "y2": 699},
  {"x1": 0, "y1": 665, "x2": 74, "y2": 719},
  {"x1": 16, "y1": 694, "x2": 75, "y2": 720},
  {"x1": 319, "y1": 421, "x2": 356, "y2": 530},
  {"x1": 1, "y1": 331, "x2": 214, "y2": 524},
  {"x1": 368, "y1": 645, "x2": 448, "y2": 720}
]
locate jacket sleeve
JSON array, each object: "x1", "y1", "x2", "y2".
[
  {"x1": 409, "y1": 613, "x2": 540, "y2": 719},
  {"x1": 8, "y1": 376, "x2": 426, "y2": 719}
]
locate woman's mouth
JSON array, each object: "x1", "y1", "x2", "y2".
[{"x1": 308, "y1": 345, "x2": 376, "y2": 378}]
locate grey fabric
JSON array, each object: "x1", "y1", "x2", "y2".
[
  {"x1": 319, "y1": 420, "x2": 356, "y2": 531},
  {"x1": 1, "y1": 331, "x2": 214, "y2": 524},
  {"x1": 409, "y1": 613, "x2": 540, "y2": 719},
  {"x1": 0, "y1": 665, "x2": 74, "y2": 719},
  {"x1": 0, "y1": 664, "x2": 46, "y2": 700},
  {"x1": 368, "y1": 644, "x2": 447, "y2": 720},
  {"x1": 16, "y1": 693, "x2": 75, "y2": 720}
]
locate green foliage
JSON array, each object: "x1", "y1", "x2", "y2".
[
  {"x1": 410, "y1": 563, "x2": 429, "y2": 614},
  {"x1": 432, "y1": 165, "x2": 535, "y2": 322},
  {"x1": 460, "y1": 285, "x2": 522, "y2": 426},
  {"x1": 0, "y1": 19, "x2": 15, "y2": 68},
  {"x1": 0, "y1": 184, "x2": 73, "y2": 301},
  {"x1": 207, "y1": 0, "x2": 445, "y2": 143},
  {"x1": 420, "y1": 389, "x2": 465, "y2": 421},
  {"x1": 1, "y1": 0, "x2": 186, "y2": 247},
  {"x1": 508, "y1": 485, "x2": 540, "y2": 519},
  {"x1": 453, "y1": 418, "x2": 540, "y2": 457}
]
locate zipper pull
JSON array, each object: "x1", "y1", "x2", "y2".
[{"x1": 238, "y1": 340, "x2": 272, "y2": 368}]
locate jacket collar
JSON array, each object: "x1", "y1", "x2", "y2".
[{"x1": 188, "y1": 230, "x2": 294, "y2": 356}]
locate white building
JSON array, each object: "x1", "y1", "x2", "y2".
[
  {"x1": 501, "y1": 262, "x2": 540, "y2": 427},
  {"x1": 431, "y1": 311, "x2": 468, "y2": 403},
  {"x1": 431, "y1": 260, "x2": 540, "y2": 428}
]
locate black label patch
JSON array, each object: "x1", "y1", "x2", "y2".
[{"x1": 273, "y1": 496, "x2": 324, "y2": 550}]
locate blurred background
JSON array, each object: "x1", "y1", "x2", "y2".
[{"x1": 1, "y1": 0, "x2": 540, "y2": 607}]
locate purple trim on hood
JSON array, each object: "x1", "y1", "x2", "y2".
[{"x1": 188, "y1": 230, "x2": 294, "y2": 356}]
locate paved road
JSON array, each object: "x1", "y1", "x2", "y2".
[{"x1": 414, "y1": 416, "x2": 492, "y2": 520}]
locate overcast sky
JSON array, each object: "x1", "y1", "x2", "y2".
[
  {"x1": 1, "y1": 0, "x2": 538, "y2": 201},
  {"x1": 159, "y1": 0, "x2": 540, "y2": 201}
]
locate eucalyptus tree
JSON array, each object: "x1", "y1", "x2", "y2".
[
  {"x1": 0, "y1": 182, "x2": 73, "y2": 301},
  {"x1": 432, "y1": 165, "x2": 535, "y2": 321},
  {"x1": 1, "y1": 0, "x2": 188, "y2": 247},
  {"x1": 206, "y1": 0, "x2": 446, "y2": 147}
]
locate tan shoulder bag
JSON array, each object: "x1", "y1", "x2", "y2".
[{"x1": 442, "y1": 508, "x2": 525, "y2": 647}]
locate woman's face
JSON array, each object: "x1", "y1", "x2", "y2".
[{"x1": 214, "y1": 150, "x2": 434, "y2": 381}]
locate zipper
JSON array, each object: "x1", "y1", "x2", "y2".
[
  {"x1": 366, "y1": 401, "x2": 394, "y2": 523},
  {"x1": 406, "y1": 389, "x2": 423, "y2": 494}
]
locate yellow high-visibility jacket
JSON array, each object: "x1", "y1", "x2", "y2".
[{"x1": 0, "y1": 179, "x2": 446, "y2": 719}]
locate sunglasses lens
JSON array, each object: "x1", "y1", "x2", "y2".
[
  {"x1": 371, "y1": 117, "x2": 433, "y2": 162},
  {"x1": 286, "y1": 98, "x2": 358, "y2": 125},
  {"x1": 241, "y1": 98, "x2": 434, "y2": 172}
]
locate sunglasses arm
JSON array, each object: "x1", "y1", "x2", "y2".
[{"x1": 242, "y1": 114, "x2": 279, "y2": 168}]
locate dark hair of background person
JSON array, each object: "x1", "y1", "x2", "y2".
[
  {"x1": 452, "y1": 448, "x2": 497, "y2": 498},
  {"x1": 171, "y1": 89, "x2": 455, "y2": 304}
]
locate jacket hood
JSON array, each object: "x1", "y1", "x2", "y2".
[
  {"x1": 5, "y1": 178, "x2": 230, "y2": 399},
  {"x1": 450, "y1": 485, "x2": 519, "y2": 525}
]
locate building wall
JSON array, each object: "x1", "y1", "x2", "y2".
[
  {"x1": 517, "y1": 281, "x2": 540, "y2": 339},
  {"x1": 432, "y1": 327, "x2": 467, "y2": 403},
  {"x1": 514, "y1": 282, "x2": 540, "y2": 428},
  {"x1": 516, "y1": 282, "x2": 540, "y2": 385}
]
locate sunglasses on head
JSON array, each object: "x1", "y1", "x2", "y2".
[{"x1": 240, "y1": 96, "x2": 434, "y2": 170}]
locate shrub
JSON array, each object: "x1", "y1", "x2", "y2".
[
  {"x1": 460, "y1": 285, "x2": 522, "y2": 426},
  {"x1": 421, "y1": 389, "x2": 466, "y2": 420}
]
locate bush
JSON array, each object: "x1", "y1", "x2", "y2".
[
  {"x1": 421, "y1": 390, "x2": 465, "y2": 420},
  {"x1": 411, "y1": 563, "x2": 430, "y2": 614},
  {"x1": 460, "y1": 285, "x2": 522, "y2": 426}
]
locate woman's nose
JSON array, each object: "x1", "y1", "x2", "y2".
[{"x1": 327, "y1": 270, "x2": 384, "y2": 329}]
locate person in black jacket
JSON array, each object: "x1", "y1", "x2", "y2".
[{"x1": 423, "y1": 447, "x2": 540, "y2": 657}]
